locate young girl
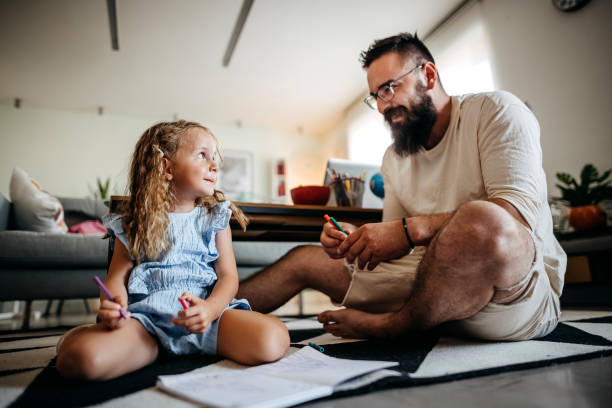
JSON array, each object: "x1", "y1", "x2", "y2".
[{"x1": 56, "y1": 120, "x2": 289, "y2": 380}]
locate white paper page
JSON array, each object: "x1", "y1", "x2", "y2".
[
  {"x1": 157, "y1": 370, "x2": 331, "y2": 408},
  {"x1": 334, "y1": 369, "x2": 403, "y2": 392},
  {"x1": 282, "y1": 317, "x2": 322, "y2": 331},
  {"x1": 248, "y1": 346, "x2": 398, "y2": 386},
  {"x1": 298, "y1": 332, "x2": 365, "y2": 346}
]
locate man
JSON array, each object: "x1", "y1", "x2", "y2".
[{"x1": 237, "y1": 33, "x2": 566, "y2": 341}]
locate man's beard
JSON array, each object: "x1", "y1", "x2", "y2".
[{"x1": 384, "y1": 84, "x2": 437, "y2": 156}]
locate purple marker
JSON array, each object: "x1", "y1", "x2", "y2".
[{"x1": 93, "y1": 276, "x2": 128, "y2": 319}]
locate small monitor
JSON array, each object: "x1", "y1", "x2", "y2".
[{"x1": 323, "y1": 158, "x2": 383, "y2": 209}]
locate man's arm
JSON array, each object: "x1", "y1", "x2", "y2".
[
  {"x1": 478, "y1": 95, "x2": 544, "y2": 231},
  {"x1": 404, "y1": 197, "x2": 529, "y2": 245},
  {"x1": 338, "y1": 213, "x2": 451, "y2": 270},
  {"x1": 341, "y1": 196, "x2": 527, "y2": 271},
  {"x1": 488, "y1": 198, "x2": 530, "y2": 229}
]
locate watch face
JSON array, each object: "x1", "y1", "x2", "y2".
[{"x1": 552, "y1": 0, "x2": 591, "y2": 12}]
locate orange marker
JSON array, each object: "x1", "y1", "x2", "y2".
[{"x1": 324, "y1": 214, "x2": 349, "y2": 235}]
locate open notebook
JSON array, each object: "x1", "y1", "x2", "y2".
[{"x1": 157, "y1": 346, "x2": 399, "y2": 408}]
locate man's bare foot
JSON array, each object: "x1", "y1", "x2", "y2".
[{"x1": 317, "y1": 308, "x2": 402, "y2": 339}]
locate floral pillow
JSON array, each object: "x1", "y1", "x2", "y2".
[{"x1": 9, "y1": 167, "x2": 68, "y2": 233}]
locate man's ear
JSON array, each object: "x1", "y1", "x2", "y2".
[
  {"x1": 423, "y1": 62, "x2": 438, "y2": 90},
  {"x1": 162, "y1": 157, "x2": 173, "y2": 180}
]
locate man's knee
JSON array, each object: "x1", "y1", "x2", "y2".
[{"x1": 441, "y1": 200, "x2": 530, "y2": 266}]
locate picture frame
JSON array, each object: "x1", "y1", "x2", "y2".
[{"x1": 217, "y1": 150, "x2": 253, "y2": 201}]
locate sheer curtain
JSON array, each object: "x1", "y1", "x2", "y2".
[{"x1": 426, "y1": 0, "x2": 496, "y2": 96}]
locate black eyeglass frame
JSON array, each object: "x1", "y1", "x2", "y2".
[{"x1": 363, "y1": 64, "x2": 425, "y2": 110}]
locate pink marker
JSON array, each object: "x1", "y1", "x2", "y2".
[{"x1": 179, "y1": 298, "x2": 190, "y2": 310}]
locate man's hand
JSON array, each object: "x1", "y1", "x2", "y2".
[
  {"x1": 172, "y1": 292, "x2": 221, "y2": 333},
  {"x1": 320, "y1": 221, "x2": 357, "y2": 259},
  {"x1": 337, "y1": 220, "x2": 410, "y2": 270}
]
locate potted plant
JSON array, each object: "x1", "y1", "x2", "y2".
[
  {"x1": 89, "y1": 177, "x2": 112, "y2": 201},
  {"x1": 555, "y1": 164, "x2": 612, "y2": 231}
]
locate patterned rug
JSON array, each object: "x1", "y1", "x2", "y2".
[{"x1": 1, "y1": 310, "x2": 612, "y2": 408}]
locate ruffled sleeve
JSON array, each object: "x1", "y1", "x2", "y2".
[
  {"x1": 211, "y1": 200, "x2": 232, "y2": 233},
  {"x1": 201, "y1": 201, "x2": 232, "y2": 266},
  {"x1": 101, "y1": 213, "x2": 131, "y2": 253}
]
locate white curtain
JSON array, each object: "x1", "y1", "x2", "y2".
[{"x1": 425, "y1": 0, "x2": 496, "y2": 95}]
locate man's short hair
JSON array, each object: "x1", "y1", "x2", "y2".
[{"x1": 360, "y1": 32, "x2": 435, "y2": 69}]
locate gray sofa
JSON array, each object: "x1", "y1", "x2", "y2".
[
  {"x1": 0, "y1": 194, "x2": 110, "y2": 327},
  {"x1": 0, "y1": 192, "x2": 306, "y2": 328}
]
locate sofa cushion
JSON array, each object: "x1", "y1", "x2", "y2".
[
  {"x1": 232, "y1": 241, "x2": 316, "y2": 266},
  {"x1": 9, "y1": 167, "x2": 68, "y2": 233},
  {"x1": 0, "y1": 269, "x2": 107, "y2": 301},
  {"x1": 0, "y1": 230, "x2": 108, "y2": 268},
  {"x1": 58, "y1": 197, "x2": 108, "y2": 220},
  {"x1": 0, "y1": 193, "x2": 10, "y2": 231}
]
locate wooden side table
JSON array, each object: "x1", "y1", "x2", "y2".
[{"x1": 558, "y1": 228, "x2": 612, "y2": 307}]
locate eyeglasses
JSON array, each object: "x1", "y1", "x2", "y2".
[{"x1": 363, "y1": 64, "x2": 424, "y2": 110}]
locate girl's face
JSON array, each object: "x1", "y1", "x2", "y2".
[{"x1": 168, "y1": 128, "x2": 219, "y2": 205}]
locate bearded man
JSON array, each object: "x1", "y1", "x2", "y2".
[{"x1": 237, "y1": 33, "x2": 566, "y2": 341}]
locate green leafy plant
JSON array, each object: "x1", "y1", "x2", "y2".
[
  {"x1": 555, "y1": 164, "x2": 612, "y2": 207},
  {"x1": 89, "y1": 177, "x2": 111, "y2": 200}
]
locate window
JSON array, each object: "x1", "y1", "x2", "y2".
[
  {"x1": 427, "y1": 1, "x2": 496, "y2": 95},
  {"x1": 347, "y1": 109, "x2": 391, "y2": 165}
]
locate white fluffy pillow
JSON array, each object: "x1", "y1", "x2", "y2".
[{"x1": 9, "y1": 167, "x2": 68, "y2": 233}]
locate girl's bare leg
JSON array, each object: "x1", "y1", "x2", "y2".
[
  {"x1": 56, "y1": 319, "x2": 159, "y2": 380},
  {"x1": 217, "y1": 309, "x2": 289, "y2": 365}
]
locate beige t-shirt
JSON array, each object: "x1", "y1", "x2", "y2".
[{"x1": 381, "y1": 90, "x2": 566, "y2": 296}]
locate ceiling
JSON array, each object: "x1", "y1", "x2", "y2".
[{"x1": 0, "y1": 0, "x2": 463, "y2": 137}]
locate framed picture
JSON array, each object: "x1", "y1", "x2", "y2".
[{"x1": 217, "y1": 150, "x2": 253, "y2": 201}]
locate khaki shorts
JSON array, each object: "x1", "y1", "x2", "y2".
[{"x1": 338, "y1": 231, "x2": 560, "y2": 341}]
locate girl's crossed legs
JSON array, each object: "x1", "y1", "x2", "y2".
[{"x1": 56, "y1": 310, "x2": 289, "y2": 380}]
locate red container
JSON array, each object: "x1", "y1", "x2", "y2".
[{"x1": 290, "y1": 185, "x2": 330, "y2": 206}]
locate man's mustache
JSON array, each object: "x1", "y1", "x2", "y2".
[{"x1": 383, "y1": 106, "x2": 409, "y2": 124}]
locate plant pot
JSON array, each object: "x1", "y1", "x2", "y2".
[{"x1": 568, "y1": 204, "x2": 606, "y2": 231}]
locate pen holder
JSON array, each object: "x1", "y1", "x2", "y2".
[{"x1": 331, "y1": 178, "x2": 364, "y2": 207}]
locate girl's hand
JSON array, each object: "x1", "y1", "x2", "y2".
[
  {"x1": 320, "y1": 221, "x2": 356, "y2": 259},
  {"x1": 172, "y1": 292, "x2": 221, "y2": 333},
  {"x1": 97, "y1": 294, "x2": 130, "y2": 330}
]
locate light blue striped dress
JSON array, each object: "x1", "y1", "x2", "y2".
[{"x1": 102, "y1": 201, "x2": 250, "y2": 355}]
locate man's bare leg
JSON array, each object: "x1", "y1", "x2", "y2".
[
  {"x1": 237, "y1": 245, "x2": 351, "y2": 313},
  {"x1": 318, "y1": 200, "x2": 535, "y2": 338}
]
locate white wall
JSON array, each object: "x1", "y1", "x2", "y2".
[
  {"x1": 0, "y1": 105, "x2": 326, "y2": 201},
  {"x1": 480, "y1": 0, "x2": 612, "y2": 197}
]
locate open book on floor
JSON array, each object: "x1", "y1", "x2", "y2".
[{"x1": 156, "y1": 346, "x2": 399, "y2": 408}]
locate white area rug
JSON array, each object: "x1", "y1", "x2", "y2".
[{"x1": 1, "y1": 310, "x2": 611, "y2": 407}]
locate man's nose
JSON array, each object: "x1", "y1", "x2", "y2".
[{"x1": 377, "y1": 98, "x2": 390, "y2": 114}]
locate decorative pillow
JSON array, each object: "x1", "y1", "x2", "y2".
[
  {"x1": 9, "y1": 167, "x2": 68, "y2": 233},
  {"x1": 68, "y1": 220, "x2": 107, "y2": 235}
]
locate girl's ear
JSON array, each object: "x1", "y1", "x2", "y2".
[{"x1": 162, "y1": 157, "x2": 173, "y2": 180}]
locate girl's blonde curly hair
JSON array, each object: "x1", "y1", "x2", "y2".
[{"x1": 120, "y1": 120, "x2": 248, "y2": 264}]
